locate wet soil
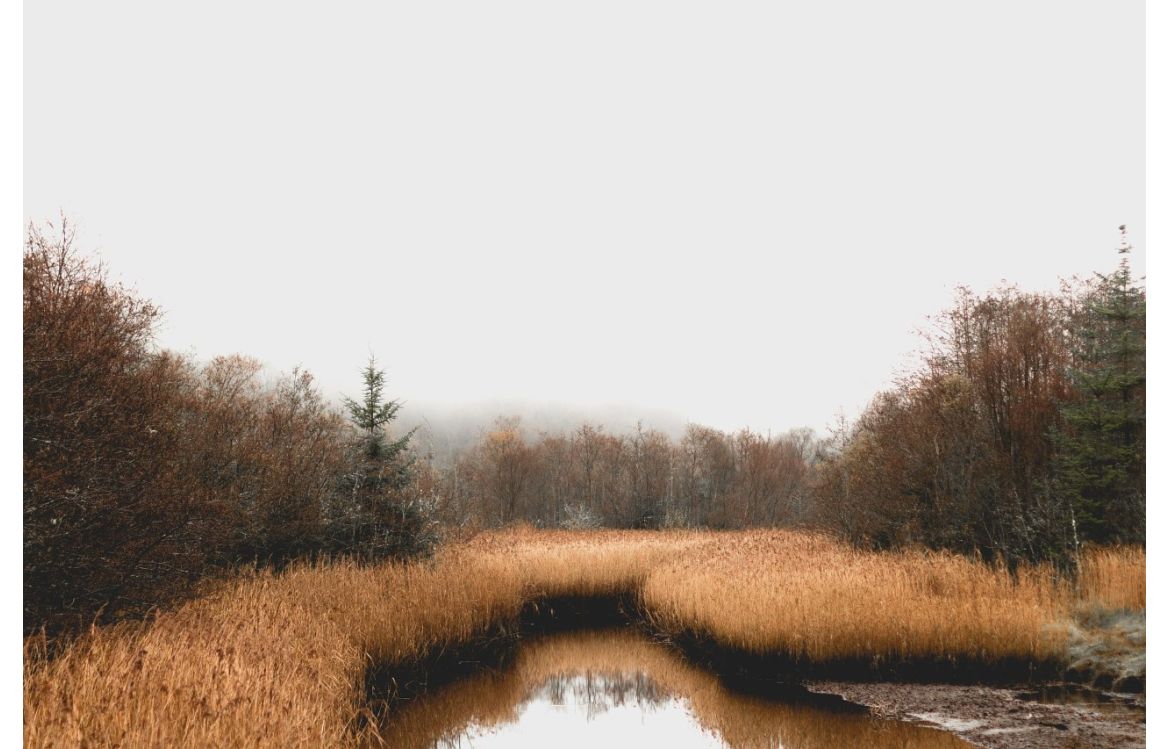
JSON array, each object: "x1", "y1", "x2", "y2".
[{"x1": 807, "y1": 680, "x2": 1145, "y2": 749}]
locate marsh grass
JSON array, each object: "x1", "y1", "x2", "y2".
[
  {"x1": 23, "y1": 529, "x2": 1143, "y2": 747},
  {"x1": 1075, "y1": 545, "x2": 1146, "y2": 614},
  {"x1": 641, "y1": 533, "x2": 1072, "y2": 669}
]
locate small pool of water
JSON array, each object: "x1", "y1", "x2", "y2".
[
  {"x1": 1015, "y1": 683, "x2": 1145, "y2": 714},
  {"x1": 376, "y1": 628, "x2": 973, "y2": 748}
]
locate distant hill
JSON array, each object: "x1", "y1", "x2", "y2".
[{"x1": 394, "y1": 400, "x2": 688, "y2": 466}]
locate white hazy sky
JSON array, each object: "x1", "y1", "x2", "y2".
[{"x1": 24, "y1": 0, "x2": 1144, "y2": 435}]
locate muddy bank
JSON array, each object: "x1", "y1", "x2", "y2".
[
  {"x1": 807, "y1": 680, "x2": 1144, "y2": 749},
  {"x1": 703, "y1": 607, "x2": 1146, "y2": 747},
  {"x1": 364, "y1": 622, "x2": 522, "y2": 708}
]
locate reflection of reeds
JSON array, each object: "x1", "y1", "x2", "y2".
[
  {"x1": 23, "y1": 529, "x2": 1143, "y2": 747},
  {"x1": 377, "y1": 628, "x2": 972, "y2": 749}
]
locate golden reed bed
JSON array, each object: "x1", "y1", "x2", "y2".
[{"x1": 23, "y1": 529, "x2": 1143, "y2": 747}]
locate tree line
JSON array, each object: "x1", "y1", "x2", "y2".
[
  {"x1": 422, "y1": 228, "x2": 1145, "y2": 568},
  {"x1": 427, "y1": 419, "x2": 817, "y2": 530},
  {"x1": 24, "y1": 220, "x2": 1144, "y2": 633}
]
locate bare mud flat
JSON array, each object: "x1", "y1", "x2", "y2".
[{"x1": 807, "y1": 680, "x2": 1144, "y2": 749}]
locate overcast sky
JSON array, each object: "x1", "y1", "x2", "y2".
[{"x1": 24, "y1": 0, "x2": 1144, "y2": 435}]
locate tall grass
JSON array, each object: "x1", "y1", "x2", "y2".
[
  {"x1": 641, "y1": 531, "x2": 1071, "y2": 665},
  {"x1": 1075, "y1": 545, "x2": 1146, "y2": 613},
  {"x1": 24, "y1": 529, "x2": 1143, "y2": 747}
]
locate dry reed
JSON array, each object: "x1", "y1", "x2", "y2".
[
  {"x1": 1075, "y1": 545, "x2": 1146, "y2": 613},
  {"x1": 641, "y1": 531, "x2": 1071, "y2": 664},
  {"x1": 23, "y1": 529, "x2": 1144, "y2": 747}
]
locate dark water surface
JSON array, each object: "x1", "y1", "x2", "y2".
[
  {"x1": 376, "y1": 628, "x2": 972, "y2": 748},
  {"x1": 1015, "y1": 683, "x2": 1145, "y2": 714}
]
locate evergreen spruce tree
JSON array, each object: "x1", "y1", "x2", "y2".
[
  {"x1": 1057, "y1": 226, "x2": 1145, "y2": 546},
  {"x1": 343, "y1": 358, "x2": 414, "y2": 482},
  {"x1": 338, "y1": 357, "x2": 425, "y2": 558}
]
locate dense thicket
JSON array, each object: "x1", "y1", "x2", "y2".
[
  {"x1": 23, "y1": 224, "x2": 432, "y2": 634},
  {"x1": 25, "y1": 223, "x2": 200, "y2": 632},
  {"x1": 811, "y1": 233, "x2": 1145, "y2": 566}
]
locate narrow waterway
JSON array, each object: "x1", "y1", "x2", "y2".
[{"x1": 375, "y1": 628, "x2": 973, "y2": 748}]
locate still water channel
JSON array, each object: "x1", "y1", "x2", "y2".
[{"x1": 377, "y1": 628, "x2": 972, "y2": 748}]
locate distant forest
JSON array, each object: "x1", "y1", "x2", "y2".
[{"x1": 24, "y1": 221, "x2": 1144, "y2": 634}]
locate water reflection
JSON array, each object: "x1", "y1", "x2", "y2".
[
  {"x1": 1014, "y1": 683, "x2": 1145, "y2": 714},
  {"x1": 374, "y1": 629, "x2": 971, "y2": 748},
  {"x1": 537, "y1": 672, "x2": 670, "y2": 720}
]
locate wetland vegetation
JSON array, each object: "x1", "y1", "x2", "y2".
[
  {"x1": 22, "y1": 225, "x2": 1144, "y2": 747},
  {"x1": 23, "y1": 529, "x2": 1143, "y2": 746}
]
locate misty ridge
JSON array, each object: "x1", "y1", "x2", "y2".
[{"x1": 399, "y1": 400, "x2": 690, "y2": 465}]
